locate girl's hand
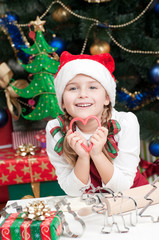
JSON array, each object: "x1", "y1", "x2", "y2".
[
  {"x1": 66, "y1": 130, "x2": 90, "y2": 159},
  {"x1": 90, "y1": 127, "x2": 108, "y2": 157}
]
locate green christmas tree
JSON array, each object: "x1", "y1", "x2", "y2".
[{"x1": 10, "y1": 18, "x2": 62, "y2": 120}]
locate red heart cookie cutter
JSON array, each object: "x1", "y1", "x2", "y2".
[{"x1": 69, "y1": 115, "x2": 101, "y2": 152}]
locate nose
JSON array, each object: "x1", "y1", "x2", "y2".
[{"x1": 79, "y1": 88, "x2": 88, "y2": 98}]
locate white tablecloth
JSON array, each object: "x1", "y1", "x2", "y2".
[{"x1": 1, "y1": 196, "x2": 159, "y2": 240}]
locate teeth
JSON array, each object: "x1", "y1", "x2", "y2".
[{"x1": 76, "y1": 103, "x2": 92, "y2": 107}]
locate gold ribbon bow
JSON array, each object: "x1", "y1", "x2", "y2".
[
  {"x1": 21, "y1": 200, "x2": 51, "y2": 221},
  {"x1": 16, "y1": 143, "x2": 37, "y2": 157},
  {"x1": 0, "y1": 62, "x2": 28, "y2": 120}
]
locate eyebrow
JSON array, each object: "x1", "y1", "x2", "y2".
[{"x1": 66, "y1": 80, "x2": 98, "y2": 86}]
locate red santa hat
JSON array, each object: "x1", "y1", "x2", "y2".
[{"x1": 54, "y1": 51, "x2": 116, "y2": 110}]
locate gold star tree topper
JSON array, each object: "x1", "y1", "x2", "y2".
[{"x1": 30, "y1": 16, "x2": 46, "y2": 32}]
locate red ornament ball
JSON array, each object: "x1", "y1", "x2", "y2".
[{"x1": 28, "y1": 99, "x2": 35, "y2": 106}]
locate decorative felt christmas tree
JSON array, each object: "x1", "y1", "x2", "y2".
[{"x1": 10, "y1": 17, "x2": 62, "y2": 120}]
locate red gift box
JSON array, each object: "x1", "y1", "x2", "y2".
[
  {"x1": 0, "y1": 148, "x2": 57, "y2": 186},
  {"x1": 0, "y1": 211, "x2": 63, "y2": 240},
  {"x1": 0, "y1": 148, "x2": 66, "y2": 204}
]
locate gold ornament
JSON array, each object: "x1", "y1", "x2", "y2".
[
  {"x1": 30, "y1": 16, "x2": 46, "y2": 32},
  {"x1": 52, "y1": 6, "x2": 71, "y2": 22},
  {"x1": 90, "y1": 40, "x2": 110, "y2": 55}
]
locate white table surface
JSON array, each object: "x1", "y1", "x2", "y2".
[{"x1": 1, "y1": 196, "x2": 159, "y2": 240}]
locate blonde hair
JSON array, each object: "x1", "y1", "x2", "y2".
[{"x1": 63, "y1": 103, "x2": 113, "y2": 166}]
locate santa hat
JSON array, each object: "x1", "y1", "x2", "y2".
[{"x1": 54, "y1": 51, "x2": 116, "y2": 110}]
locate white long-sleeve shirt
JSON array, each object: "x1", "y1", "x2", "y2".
[{"x1": 46, "y1": 108, "x2": 140, "y2": 196}]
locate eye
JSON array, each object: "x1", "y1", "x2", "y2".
[
  {"x1": 90, "y1": 86, "x2": 97, "y2": 89},
  {"x1": 69, "y1": 86, "x2": 77, "y2": 91}
]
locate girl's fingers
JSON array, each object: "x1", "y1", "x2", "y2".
[
  {"x1": 98, "y1": 127, "x2": 108, "y2": 134},
  {"x1": 67, "y1": 132, "x2": 86, "y2": 150},
  {"x1": 68, "y1": 135, "x2": 80, "y2": 145},
  {"x1": 91, "y1": 133, "x2": 101, "y2": 142},
  {"x1": 67, "y1": 129, "x2": 73, "y2": 135},
  {"x1": 94, "y1": 127, "x2": 108, "y2": 138},
  {"x1": 90, "y1": 137, "x2": 98, "y2": 145}
]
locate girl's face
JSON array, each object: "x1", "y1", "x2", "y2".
[{"x1": 62, "y1": 74, "x2": 110, "y2": 120}]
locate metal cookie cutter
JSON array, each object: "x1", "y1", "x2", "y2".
[
  {"x1": 0, "y1": 202, "x2": 22, "y2": 218},
  {"x1": 55, "y1": 198, "x2": 86, "y2": 238},
  {"x1": 101, "y1": 191, "x2": 138, "y2": 234},
  {"x1": 139, "y1": 177, "x2": 159, "y2": 222}
]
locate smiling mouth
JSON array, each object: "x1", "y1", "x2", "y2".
[{"x1": 75, "y1": 103, "x2": 92, "y2": 107}]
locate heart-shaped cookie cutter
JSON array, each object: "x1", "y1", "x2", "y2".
[{"x1": 69, "y1": 115, "x2": 101, "y2": 152}]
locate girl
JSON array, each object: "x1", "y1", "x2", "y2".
[{"x1": 46, "y1": 51, "x2": 148, "y2": 197}]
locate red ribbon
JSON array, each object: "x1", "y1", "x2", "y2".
[{"x1": 139, "y1": 158, "x2": 159, "y2": 178}]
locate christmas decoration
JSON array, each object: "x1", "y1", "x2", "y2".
[
  {"x1": 149, "y1": 140, "x2": 159, "y2": 157},
  {"x1": 0, "y1": 62, "x2": 29, "y2": 120},
  {"x1": 21, "y1": 200, "x2": 51, "y2": 220},
  {"x1": 1, "y1": 0, "x2": 158, "y2": 58},
  {"x1": 50, "y1": 37, "x2": 66, "y2": 55},
  {"x1": 30, "y1": 16, "x2": 46, "y2": 32},
  {"x1": 16, "y1": 143, "x2": 38, "y2": 157},
  {"x1": 28, "y1": 99, "x2": 35, "y2": 107},
  {"x1": 84, "y1": 0, "x2": 111, "y2": 2},
  {"x1": 117, "y1": 85, "x2": 159, "y2": 110},
  {"x1": 6, "y1": 11, "x2": 19, "y2": 22},
  {"x1": 0, "y1": 211, "x2": 63, "y2": 240},
  {"x1": 52, "y1": 6, "x2": 71, "y2": 22},
  {"x1": 149, "y1": 62, "x2": 159, "y2": 84},
  {"x1": 0, "y1": 62, "x2": 13, "y2": 88},
  {"x1": 10, "y1": 29, "x2": 63, "y2": 120},
  {"x1": 154, "y1": 3, "x2": 159, "y2": 14},
  {"x1": 0, "y1": 108, "x2": 8, "y2": 128},
  {"x1": 0, "y1": 13, "x2": 30, "y2": 63},
  {"x1": 90, "y1": 40, "x2": 110, "y2": 55},
  {"x1": 5, "y1": 80, "x2": 29, "y2": 120},
  {"x1": 140, "y1": 158, "x2": 159, "y2": 180}
]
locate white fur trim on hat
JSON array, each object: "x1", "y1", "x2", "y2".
[{"x1": 54, "y1": 59, "x2": 116, "y2": 110}]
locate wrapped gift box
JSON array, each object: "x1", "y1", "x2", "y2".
[
  {"x1": 12, "y1": 131, "x2": 42, "y2": 150},
  {"x1": 0, "y1": 148, "x2": 65, "y2": 203},
  {"x1": 34, "y1": 130, "x2": 46, "y2": 154},
  {"x1": 0, "y1": 148, "x2": 57, "y2": 186},
  {"x1": 0, "y1": 211, "x2": 63, "y2": 240}
]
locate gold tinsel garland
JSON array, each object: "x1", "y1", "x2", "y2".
[{"x1": 84, "y1": 0, "x2": 111, "y2": 2}]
